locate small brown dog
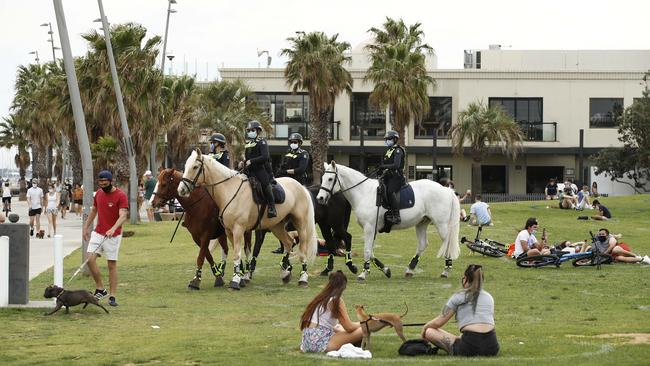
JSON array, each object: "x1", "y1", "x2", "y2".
[
  {"x1": 43, "y1": 285, "x2": 109, "y2": 315},
  {"x1": 355, "y1": 303, "x2": 408, "y2": 351},
  {"x1": 35, "y1": 230, "x2": 45, "y2": 239}
]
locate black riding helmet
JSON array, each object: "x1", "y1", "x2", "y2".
[
  {"x1": 246, "y1": 120, "x2": 263, "y2": 131},
  {"x1": 288, "y1": 132, "x2": 303, "y2": 144},
  {"x1": 384, "y1": 130, "x2": 399, "y2": 141},
  {"x1": 210, "y1": 133, "x2": 227, "y2": 145}
]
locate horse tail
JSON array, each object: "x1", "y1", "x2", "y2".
[
  {"x1": 437, "y1": 187, "x2": 461, "y2": 260},
  {"x1": 297, "y1": 185, "x2": 318, "y2": 264}
]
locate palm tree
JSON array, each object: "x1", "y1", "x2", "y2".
[
  {"x1": 449, "y1": 101, "x2": 524, "y2": 194},
  {"x1": 161, "y1": 75, "x2": 200, "y2": 169},
  {"x1": 0, "y1": 114, "x2": 31, "y2": 199},
  {"x1": 365, "y1": 17, "x2": 435, "y2": 143},
  {"x1": 282, "y1": 31, "x2": 353, "y2": 182}
]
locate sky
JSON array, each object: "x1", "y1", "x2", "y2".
[{"x1": 0, "y1": 0, "x2": 648, "y2": 169}]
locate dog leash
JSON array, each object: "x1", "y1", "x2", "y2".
[
  {"x1": 402, "y1": 323, "x2": 426, "y2": 327},
  {"x1": 66, "y1": 235, "x2": 109, "y2": 285}
]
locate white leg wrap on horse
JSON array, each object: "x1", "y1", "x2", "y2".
[
  {"x1": 232, "y1": 272, "x2": 242, "y2": 284},
  {"x1": 298, "y1": 271, "x2": 308, "y2": 284},
  {"x1": 358, "y1": 269, "x2": 369, "y2": 280},
  {"x1": 242, "y1": 272, "x2": 251, "y2": 282}
]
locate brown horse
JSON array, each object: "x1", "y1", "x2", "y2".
[
  {"x1": 178, "y1": 149, "x2": 318, "y2": 289},
  {"x1": 150, "y1": 168, "x2": 252, "y2": 289}
]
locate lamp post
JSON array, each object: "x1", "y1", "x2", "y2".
[
  {"x1": 28, "y1": 50, "x2": 40, "y2": 64},
  {"x1": 40, "y1": 22, "x2": 60, "y2": 62},
  {"x1": 431, "y1": 122, "x2": 439, "y2": 182},
  {"x1": 153, "y1": 0, "x2": 177, "y2": 171}
]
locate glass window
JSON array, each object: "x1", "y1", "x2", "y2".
[
  {"x1": 415, "y1": 97, "x2": 452, "y2": 139},
  {"x1": 350, "y1": 93, "x2": 386, "y2": 140},
  {"x1": 415, "y1": 165, "x2": 452, "y2": 181},
  {"x1": 589, "y1": 98, "x2": 623, "y2": 128},
  {"x1": 489, "y1": 98, "x2": 542, "y2": 123},
  {"x1": 349, "y1": 154, "x2": 383, "y2": 174},
  {"x1": 250, "y1": 93, "x2": 310, "y2": 139}
]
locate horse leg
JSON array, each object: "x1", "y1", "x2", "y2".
[
  {"x1": 358, "y1": 225, "x2": 376, "y2": 281},
  {"x1": 210, "y1": 235, "x2": 228, "y2": 287},
  {"x1": 406, "y1": 222, "x2": 430, "y2": 277},
  {"x1": 249, "y1": 230, "x2": 265, "y2": 276},
  {"x1": 319, "y1": 223, "x2": 335, "y2": 277},
  {"x1": 188, "y1": 237, "x2": 209, "y2": 290},
  {"x1": 343, "y1": 232, "x2": 358, "y2": 274},
  {"x1": 242, "y1": 231, "x2": 253, "y2": 283},
  {"x1": 227, "y1": 227, "x2": 245, "y2": 290},
  {"x1": 435, "y1": 219, "x2": 452, "y2": 278},
  {"x1": 270, "y1": 225, "x2": 294, "y2": 284}
]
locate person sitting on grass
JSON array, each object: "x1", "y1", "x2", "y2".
[
  {"x1": 576, "y1": 185, "x2": 592, "y2": 211},
  {"x1": 421, "y1": 264, "x2": 499, "y2": 357},
  {"x1": 544, "y1": 178, "x2": 559, "y2": 200},
  {"x1": 589, "y1": 228, "x2": 650, "y2": 265},
  {"x1": 591, "y1": 199, "x2": 612, "y2": 220},
  {"x1": 469, "y1": 194, "x2": 492, "y2": 226},
  {"x1": 299, "y1": 271, "x2": 362, "y2": 353},
  {"x1": 512, "y1": 217, "x2": 550, "y2": 259}
]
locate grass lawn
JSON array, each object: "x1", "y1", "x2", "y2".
[{"x1": 2, "y1": 195, "x2": 650, "y2": 365}]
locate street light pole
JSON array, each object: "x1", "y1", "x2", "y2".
[
  {"x1": 96, "y1": 0, "x2": 138, "y2": 224},
  {"x1": 28, "y1": 50, "x2": 40, "y2": 64},
  {"x1": 40, "y1": 22, "x2": 58, "y2": 62},
  {"x1": 432, "y1": 123, "x2": 439, "y2": 181},
  {"x1": 152, "y1": 0, "x2": 177, "y2": 171}
]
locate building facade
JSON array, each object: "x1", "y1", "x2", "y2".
[{"x1": 218, "y1": 47, "x2": 650, "y2": 195}]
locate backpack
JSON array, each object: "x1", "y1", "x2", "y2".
[{"x1": 398, "y1": 339, "x2": 438, "y2": 356}]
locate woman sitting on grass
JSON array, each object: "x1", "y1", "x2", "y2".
[
  {"x1": 299, "y1": 271, "x2": 362, "y2": 353},
  {"x1": 421, "y1": 264, "x2": 499, "y2": 357}
]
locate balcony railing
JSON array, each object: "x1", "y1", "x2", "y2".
[
  {"x1": 270, "y1": 121, "x2": 341, "y2": 141},
  {"x1": 520, "y1": 122, "x2": 557, "y2": 142}
]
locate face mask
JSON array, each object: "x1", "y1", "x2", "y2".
[
  {"x1": 289, "y1": 143, "x2": 299, "y2": 150},
  {"x1": 49, "y1": 189, "x2": 54, "y2": 193},
  {"x1": 101, "y1": 184, "x2": 113, "y2": 193},
  {"x1": 597, "y1": 236, "x2": 608, "y2": 243},
  {"x1": 531, "y1": 229, "x2": 537, "y2": 235},
  {"x1": 385, "y1": 139, "x2": 394, "y2": 147},
  {"x1": 209, "y1": 143, "x2": 215, "y2": 151},
  {"x1": 247, "y1": 131, "x2": 257, "y2": 139}
]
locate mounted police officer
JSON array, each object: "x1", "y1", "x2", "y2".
[
  {"x1": 243, "y1": 120, "x2": 277, "y2": 218},
  {"x1": 208, "y1": 133, "x2": 230, "y2": 168},
  {"x1": 277, "y1": 133, "x2": 309, "y2": 185},
  {"x1": 378, "y1": 130, "x2": 405, "y2": 227}
]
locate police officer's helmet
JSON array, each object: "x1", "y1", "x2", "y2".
[
  {"x1": 288, "y1": 133, "x2": 303, "y2": 143},
  {"x1": 384, "y1": 130, "x2": 399, "y2": 140},
  {"x1": 210, "y1": 133, "x2": 226, "y2": 145},
  {"x1": 246, "y1": 120, "x2": 263, "y2": 131}
]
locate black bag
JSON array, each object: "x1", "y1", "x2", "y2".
[{"x1": 398, "y1": 339, "x2": 438, "y2": 356}]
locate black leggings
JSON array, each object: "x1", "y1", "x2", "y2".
[{"x1": 452, "y1": 329, "x2": 499, "y2": 357}]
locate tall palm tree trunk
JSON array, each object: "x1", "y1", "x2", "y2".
[
  {"x1": 310, "y1": 107, "x2": 330, "y2": 184},
  {"x1": 471, "y1": 161, "x2": 482, "y2": 196},
  {"x1": 69, "y1": 138, "x2": 83, "y2": 185},
  {"x1": 32, "y1": 144, "x2": 48, "y2": 187}
]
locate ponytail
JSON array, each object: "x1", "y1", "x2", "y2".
[{"x1": 463, "y1": 264, "x2": 484, "y2": 313}]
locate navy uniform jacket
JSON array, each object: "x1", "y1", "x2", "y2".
[
  {"x1": 244, "y1": 137, "x2": 273, "y2": 185},
  {"x1": 379, "y1": 145, "x2": 406, "y2": 193},
  {"x1": 278, "y1": 148, "x2": 309, "y2": 185},
  {"x1": 209, "y1": 150, "x2": 230, "y2": 168}
]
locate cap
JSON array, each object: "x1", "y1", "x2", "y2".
[
  {"x1": 144, "y1": 170, "x2": 152, "y2": 177},
  {"x1": 98, "y1": 170, "x2": 113, "y2": 181}
]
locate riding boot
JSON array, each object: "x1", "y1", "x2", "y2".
[
  {"x1": 264, "y1": 184, "x2": 277, "y2": 218},
  {"x1": 390, "y1": 192, "x2": 401, "y2": 224}
]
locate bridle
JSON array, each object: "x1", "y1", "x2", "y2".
[
  {"x1": 319, "y1": 166, "x2": 372, "y2": 199},
  {"x1": 180, "y1": 155, "x2": 237, "y2": 194},
  {"x1": 152, "y1": 171, "x2": 208, "y2": 211}
]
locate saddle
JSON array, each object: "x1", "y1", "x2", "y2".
[
  {"x1": 248, "y1": 177, "x2": 286, "y2": 205},
  {"x1": 376, "y1": 183, "x2": 415, "y2": 210}
]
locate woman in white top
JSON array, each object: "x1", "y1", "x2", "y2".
[
  {"x1": 2, "y1": 182, "x2": 11, "y2": 214},
  {"x1": 299, "y1": 271, "x2": 362, "y2": 352},
  {"x1": 45, "y1": 184, "x2": 60, "y2": 237}
]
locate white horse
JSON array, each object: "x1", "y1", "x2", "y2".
[
  {"x1": 316, "y1": 161, "x2": 460, "y2": 280},
  {"x1": 178, "y1": 149, "x2": 318, "y2": 289}
]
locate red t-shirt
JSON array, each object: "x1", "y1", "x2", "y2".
[{"x1": 93, "y1": 188, "x2": 129, "y2": 236}]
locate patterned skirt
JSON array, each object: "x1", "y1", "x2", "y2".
[{"x1": 300, "y1": 325, "x2": 334, "y2": 353}]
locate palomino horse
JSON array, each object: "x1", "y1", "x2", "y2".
[
  {"x1": 150, "y1": 169, "x2": 253, "y2": 289},
  {"x1": 316, "y1": 161, "x2": 461, "y2": 280},
  {"x1": 178, "y1": 149, "x2": 318, "y2": 289}
]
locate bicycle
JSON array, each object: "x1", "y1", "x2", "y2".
[
  {"x1": 516, "y1": 231, "x2": 612, "y2": 269},
  {"x1": 461, "y1": 225, "x2": 508, "y2": 258}
]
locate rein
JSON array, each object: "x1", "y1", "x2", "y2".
[{"x1": 319, "y1": 168, "x2": 372, "y2": 196}]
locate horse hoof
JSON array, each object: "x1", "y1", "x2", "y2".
[
  {"x1": 239, "y1": 280, "x2": 246, "y2": 288},
  {"x1": 188, "y1": 283, "x2": 200, "y2": 290},
  {"x1": 188, "y1": 278, "x2": 201, "y2": 290},
  {"x1": 320, "y1": 268, "x2": 331, "y2": 277},
  {"x1": 228, "y1": 281, "x2": 240, "y2": 290},
  {"x1": 357, "y1": 270, "x2": 369, "y2": 281},
  {"x1": 281, "y1": 271, "x2": 292, "y2": 284},
  {"x1": 348, "y1": 264, "x2": 358, "y2": 274},
  {"x1": 405, "y1": 271, "x2": 414, "y2": 278},
  {"x1": 383, "y1": 267, "x2": 391, "y2": 278},
  {"x1": 298, "y1": 281, "x2": 308, "y2": 288},
  {"x1": 242, "y1": 272, "x2": 251, "y2": 283},
  {"x1": 214, "y1": 276, "x2": 225, "y2": 287},
  {"x1": 440, "y1": 270, "x2": 449, "y2": 278}
]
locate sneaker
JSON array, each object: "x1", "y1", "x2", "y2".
[
  {"x1": 108, "y1": 296, "x2": 119, "y2": 307},
  {"x1": 642, "y1": 255, "x2": 650, "y2": 265},
  {"x1": 30, "y1": 228, "x2": 34, "y2": 236},
  {"x1": 271, "y1": 247, "x2": 284, "y2": 255},
  {"x1": 94, "y1": 288, "x2": 108, "y2": 300}
]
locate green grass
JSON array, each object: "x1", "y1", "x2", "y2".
[{"x1": 2, "y1": 195, "x2": 650, "y2": 365}]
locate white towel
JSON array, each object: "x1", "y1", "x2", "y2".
[{"x1": 326, "y1": 343, "x2": 372, "y2": 359}]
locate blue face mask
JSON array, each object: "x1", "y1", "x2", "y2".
[
  {"x1": 385, "y1": 139, "x2": 394, "y2": 147},
  {"x1": 247, "y1": 131, "x2": 257, "y2": 139},
  {"x1": 209, "y1": 143, "x2": 215, "y2": 151}
]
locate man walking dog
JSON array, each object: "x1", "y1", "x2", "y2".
[{"x1": 82, "y1": 170, "x2": 128, "y2": 307}]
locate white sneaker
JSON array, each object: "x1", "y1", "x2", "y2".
[{"x1": 642, "y1": 255, "x2": 650, "y2": 265}]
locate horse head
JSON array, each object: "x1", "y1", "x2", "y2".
[
  {"x1": 316, "y1": 160, "x2": 340, "y2": 205},
  {"x1": 178, "y1": 149, "x2": 204, "y2": 198},
  {"x1": 151, "y1": 168, "x2": 181, "y2": 208}
]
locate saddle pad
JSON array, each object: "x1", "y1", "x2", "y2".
[
  {"x1": 380, "y1": 184, "x2": 415, "y2": 210},
  {"x1": 250, "y1": 181, "x2": 286, "y2": 205}
]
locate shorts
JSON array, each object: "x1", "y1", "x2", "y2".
[
  {"x1": 300, "y1": 325, "x2": 334, "y2": 353},
  {"x1": 73, "y1": 199, "x2": 82, "y2": 205},
  {"x1": 46, "y1": 208, "x2": 59, "y2": 215},
  {"x1": 612, "y1": 243, "x2": 631, "y2": 259},
  {"x1": 87, "y1": 231, "x2": 122, "y2": 261},
  {"x1": 452, "y1": 329, "x2": 499, "y2": 357},
  {"x1": 513, "y1": 252, "x2": 527, "y2": 260},
  {"x1": 28, "y1": 208, "x2": 42, "y2": 216},
  {"x1": 2, "y1": 197, "x2": 11, "y2": 204}
]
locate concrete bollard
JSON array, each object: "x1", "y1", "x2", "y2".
[
  {"x1": 0, "y1": 236, "x2": 8, "y2": 307},
  {"x1": 54, "y1": 235, "x2": 63, "y2": 287},
  {"x1": 0, "y1": 223, "x2": 30, "y2": 304}
]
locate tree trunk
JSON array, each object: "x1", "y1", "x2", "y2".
[
  {"x1": 309, "y1": 107, "x2": 330, "y2": 185},
  {"x1": 32, "y1": 144, "x2": 48, "y2": 188},
  {"x1": 47, "y1": 145, "x2": 54, "y2": 178},
  {"x1": 471, "y1": 162, "x2": 482, "y2": 197},
  {"x1": 69, "y1": 138, "x2": 83, "y2": 185}
]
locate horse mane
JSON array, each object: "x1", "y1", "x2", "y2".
[{"x1": 198, "y1": 152, "x2": 245, "y2": 181}]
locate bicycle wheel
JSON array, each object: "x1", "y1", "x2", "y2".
[
  {"x1": 572, "y1": 253, "x2": 613, "y2": 267},
  {"x1": 466, "y1": 242, "x2": 504, "y2": 258},
  {"x1": 517, "y1": 255, "x2": 558, "y2": 268},
  {"x1": 487, "y1": 239, "x2": 509, "y2": 254}
]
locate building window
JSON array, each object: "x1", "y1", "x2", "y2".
[
  {"x1": 250, "y1": 93, "x2": 310, "y2": 139},
  {"x1": 415, "y1": 97, "x2": 452, "y2": 139},
  {"x1": 349, "y1": 154, "x2": 382, "y2": 175},
  {"x1": 489, "y1": 97, "x2": 545, "y2": 140},
  {"x1": 350, "y1": 93, "x2": 387, "y2": 140},
  {"x1": 589, "y1": 98, "x2": 623, "y2": 128},
  {"x1": 415, "y1": 165, "x2": 452, "y2": 180}
]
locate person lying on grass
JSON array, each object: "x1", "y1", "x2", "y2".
[
  {"x1": 421, "y1": 264, "x2": 499, "y2": 357},
  {"x1": 299, "y1": 271, "x2": 363, "y2": 352},
  {"x1": 586, "y1": 228, "x2": 650, "y2": 265}
]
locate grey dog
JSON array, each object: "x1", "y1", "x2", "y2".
[{"x1": 43, "y1": 285, "x2": 109, "y2": 315}]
